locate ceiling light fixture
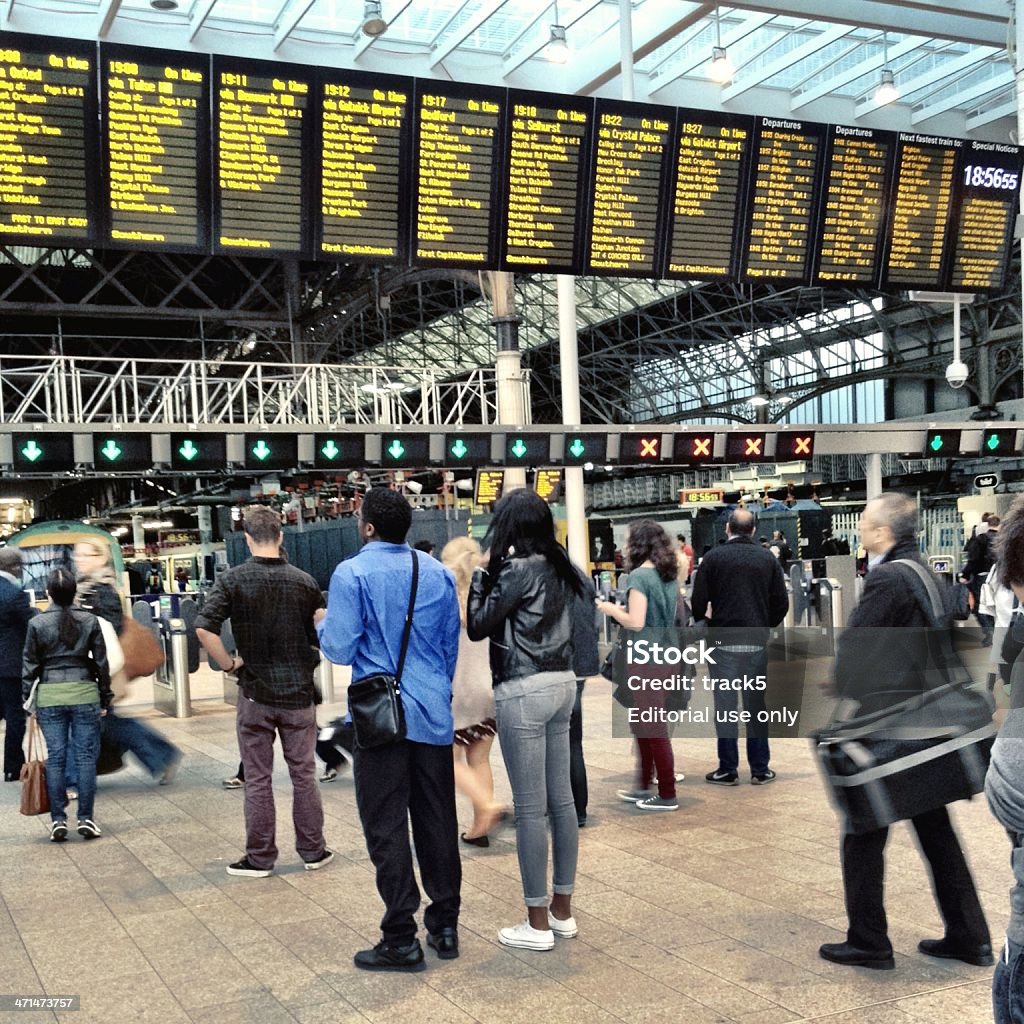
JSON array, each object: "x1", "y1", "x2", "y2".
[
  {"x1": 874, "y1": 33, "x2": 900, "y2": 105},
  {"x1": 748, "y1": 393, "x2": 771, "y2": 408},
  {"x1": 546, "y1": 2, "x2": 570, "y2": 63},
  {"x1": 149, "y1": 0, "x2": 178, "y2": 9},
  {"x1": 708, "y1": 7, "x2": 734, "y2": 84},
  {"x1": 362, "y1": 0, "x2": 387, "y2": 37}
]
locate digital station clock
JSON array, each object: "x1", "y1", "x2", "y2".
[{"x1": 679, "y1": 488, "x2": 724, "y2": 505}]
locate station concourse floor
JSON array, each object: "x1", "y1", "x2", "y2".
[{"x1": 0, "y1": 665, "x2": 1010, "y2": 1024}]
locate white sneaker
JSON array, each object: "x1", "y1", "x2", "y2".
[
  {"x1": 498, "y1": 920, "x2": 555, "y2": 951},
  {"x1": 547, "y1": 911, "x2": 578, "y2": 938}
]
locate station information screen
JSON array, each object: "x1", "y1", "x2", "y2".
[
  {"x1": 499, "y1": 89, "x2": 592, "y2": 274},
  {"x1": 949, "y1": 140, "x2": 1023, "y2": 292},
  {"x1": 318, "y1": 70, "x2": 411, "y2": 261},
  {"x1": 412, "y1": 81, "x2": 504, "y2": 268},
  {"x1": 0, "y1": 35, "x2": 97, "y2": 245},
  {"x1": 101, "y1": 45, "x2": 208, "y2": 251},
  {"x1": 213, "y1": 58, "x2": 310, "y2": 254},
  {"x1": 585, "y1": 98, "x2": 674, "y2": 276},
  {"x1": 883, "y1": 132, "x2": 962, "y2": 289},
  {"x1": 813, "y1": 125, "x2": 894, "y2": 286},
  {"x1": 741, "y1": 117, "x2": 825, "y2": 284},
  {"x1": 664, "y1": 111, "x2": 753, "y2": 280}
]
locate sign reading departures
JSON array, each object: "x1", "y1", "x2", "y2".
[{"x1": 0, "y1": 32, "x2": 1019, "y2": 292}]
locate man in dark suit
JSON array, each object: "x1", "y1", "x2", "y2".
[
  {"x1": 819, "y1": 492, "x2": 991, "y2": 970},
  {"x1": 690, "y1": 508, "x2": 788, "y2": 785},
  {"x1": 0, "y1": 547, "x2": 36, "y2": 780}
]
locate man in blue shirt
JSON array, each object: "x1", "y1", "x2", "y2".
[{"x1": 319, "y1": 487, "x2": 462, "y2": 972}]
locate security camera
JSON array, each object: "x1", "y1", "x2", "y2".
[{"x1": 945, "y1": 360, "x2": 969, "y2": 389}]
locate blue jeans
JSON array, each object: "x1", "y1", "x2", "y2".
[
  {"x1": 495, "y1": 672, "x2": 578, "y2": 907},
  {"x1": 995, "y1": 939, "x2": 1024, "y2": 1023},
  {"x1": 102, "y1": 711, "x2": 179, "y2": 777},
  {"x1": 710, "y1": 646, "x2": 770, "y2": 775},
  {"x1": 36, "y1": 704, "x2": 101, "y2": 822}
]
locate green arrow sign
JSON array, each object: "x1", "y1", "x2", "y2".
[
  {"x1": 100, "y1": 439, "x2": 122, "y2": 462},
  {"x1": 321, "y1": 439, "x2": 340, "y2": 460},
  {"x1": 251, "y1": 439, "x2": 272, "y2": 461},
  {"x1": 510, "y1": 438, "x2": 528, "y2": 459},
  {"x1": 21, "y1": 440, "x2": 43, "y2": 462},
  {"x1": 450, "y1": 438, "x2": 468, "y2": 460},
  {"x1": 178, "y1": 439, "x2": 199, "y2": 461},
  {"x1": 987, "y1": 434, "x2": 1002, "y2": 451},
  {"x1": 568, "y1": 438, "x2": 586, "y2": 459},
  {"x1": 387, "y1": 439, "x2": 405, "y2": 460},
  {"x1": 929, "y1": 435, "x2": 944, "y2": 452}
]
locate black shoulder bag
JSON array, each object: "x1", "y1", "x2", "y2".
[{"x1": 347, "y1": 549, "x2": 419, "y2": 749}]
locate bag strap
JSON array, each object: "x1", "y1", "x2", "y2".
[
  {"x1": 891, "y1": 558, "x2": 945, "y2": 625},
  {"x1": 394, "y1": 549, "x2": 419, "y2": 686}
]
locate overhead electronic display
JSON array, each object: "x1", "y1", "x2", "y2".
[
  {"x1": 725, "y1": 433, "x2": 768, "y2": 462},
  {"x1": 318, "y1": 69, "x2": 411, "y2": 261},
  {"x1": 242, "y1": 433, "x2": 299, "y2": 471},
  {"x1": 92, "y1": 433, "x2": 152, "y2": 470},
  {"x1": 534, "y1": 469, "x2": 562, "y2": 503},
  {"x1": 100, "y1": 45, "x2": 208, "y2": 251},
  {"x1": 380, "y1": 432, "x2": 430, "y2": 467},
  {"x1": 883, "y1": 132, "x2": 962, "y2": 289},
  {"x1": 741, "y1": 117, "x2": 825, "y2": 284},
  {"x1": 313, "y1": 433, "x2": 366, "y2": 470},
  {"x1": 475, "y1": 470, "x2": 504, "y2": 506},
  {"x1": 585, "y1": 98, "x2": 674, "y2": 277},
  {"x1": 925, "y1": 428, "x2": 961, "y2": 456},
  {"x1": 979, "y1": 428, "x2": 1016, "y2": 457},
  {"x1": 213, "y1": 57, "x2": 310, "y2": 254},
  {"x1": 617, "y1": 433, "x2": 665, "y2": 464},
  {"x1": 444, "y1": 433, "x2": 492, "y2": 467},
  {"x1": 499, "y1": 89, "x2": 592, "y2": 274},
  {"x1": 672, "y1": 432, "x2": 717, "y2": 465},
  {"x1": 813, "y1": 125, "x2": 893, "y2": 286},
  {"x1": 501, "y1": 433, "x2": 551, "y2": 466},
  {"x1": 11, "y1": 432, "x2": 75, "y2": 472},
  {"x1": 665, "y1": 111, "x2": 752, "y2": 280},
  {"x1": 558, "y1": 432, "x2": 607, "y2": 466},
  {"x1": 949, "y1": 140, "x2": 1023, "y2": 292},
  {"x1": 169, "y1": 433, "x2": 226, "y2": 471},
  {"x1": 0, "y1": 34, "x2": 97, "y2": 245},
  {"x1": 412, "y1": 80, "x2": 504, "y2": 268},
  {"x1": 775, "y1": 431, "x2": 815, "y2": 459}
]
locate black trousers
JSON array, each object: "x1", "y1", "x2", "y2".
[
  {"x1": 0, "y1": 676, "x2": 26, "y2": 778},
  {"x1": 353, "y1": 739, "x2": 461, "y2": 945},
  {"x1": 842, "y1": 805, "x2": 990, "y2": 952},
  {"x1": 569, "y1": 680, "x2": 588, "y2": 820}
]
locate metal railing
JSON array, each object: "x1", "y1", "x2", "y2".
[{"x1": 0, "y1": 355, "x2": 521, "y2": 427}]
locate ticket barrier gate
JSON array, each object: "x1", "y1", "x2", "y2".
[{"x1": 152, "y1": 614, "x2": 193, "y2": 719}]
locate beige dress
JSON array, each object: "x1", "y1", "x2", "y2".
[{"x1": 450, "y1": 628, "x2": 495, "y2": 743}]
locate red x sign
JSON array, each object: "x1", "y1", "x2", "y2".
[
  {"x1": 793, "y1": 436, "x2": 811, "y2": 456},
  {"x1": 640, "y1": 438, "x2": 659, "y2": 458},
  {"x1": 744, "y1": 437, "x2": 762, "y2": 456},
  {"x1": 693, "y1": 437, "x2": 711, "y2": 457}
]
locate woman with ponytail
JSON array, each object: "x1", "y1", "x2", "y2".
[
  {"x1": 467, "y1": 489, "x2": 585, "y2": 951},
  {"x1": 22, "y1": 567, "x2": 111, "y2": 841}
]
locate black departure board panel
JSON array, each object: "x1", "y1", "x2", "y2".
[
  {"x1": 100, "y1": 44, "x2": 208, "y2": 251},
  {"x1": 318, "y1": 69, "x2": 411, "y2": 261},
  {"x1": 665, "y1": 111, "x2": 753, "y2": 280},
  {"x1": 585, "y1": 98, "x2": 674, "y2": 276},
  {"x1": 0, "y1": 34, "x2": 97, "y2": 245},
  {"x1": 741, "y1": 117, "x2": 825, "y2": 284},
  {"x1": 949, "y1": 140, "x2": 1023, "y2": 292},
  {"x1": 883, "y1": 132, "x2": 962, "y2": 289},
  {"x1": 213, "y1": 57, "x2": 310, "y2": 254},
  {"x1": 813, "y1": 125, "x2": 894, "y2": 286},
  {"x1": 499, "y1": 89, "x2": 592, "y2": 274},
  {"x1": 412, "y1": 81, "x2": 504, "y2": 267}
]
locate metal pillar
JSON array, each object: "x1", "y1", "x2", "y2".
[
  {"x1": 132, "y1": 514, "x2": 145, "y2": 551},
  {"x1": 490, "y1": 271, "x2": 526, "y2": 492},
  {"x1": 557, "y1": 275, "x2": 588, "y2": 571},
  {"x1": 866, "y1": 452, "x2": 883, "y2": 500}
]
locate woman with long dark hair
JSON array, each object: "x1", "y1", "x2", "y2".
[
  {"x1": 467, "y1": 489, "x2": 585, "y2": 950},
  {"x1": 596, "y1": 519, "x2": 681, "y2": 811},
  {"x1": 22, "y1": 567, "x2": 112, "y2": 841}
]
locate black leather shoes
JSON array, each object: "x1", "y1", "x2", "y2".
[
  {"x1": 918, "y1": 938, "x2": 995, "y2": 966},
  {"x1": 819, "y1": 942, "x2": 895, "y2": 970},
  {"x1": 426, "y1": 927, "x2": 459, "y2": 960},
  {"x1": 353, "y1": 939, "x2": 426, "y2": 972}
]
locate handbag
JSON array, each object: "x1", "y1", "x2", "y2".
[
  {"x1": 815, "y1": 559, "x2": 995, "y2": 834},
  {"x1": 120, "y1": 616, "x2": 165, "y2": 679},
  {"x1": 599, "y1": 630, "x2": 632, "y2": 708},
  {"x1": 347, "y1": 549, "x2": 418, "y2": 749},
  {"x1": 20, "y1": 717, "x2": 49, "y2": 817}
]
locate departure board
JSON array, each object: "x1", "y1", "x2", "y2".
[
  {"x1": 412, "y1": 81, "x2": 504, "y2": 267},
  {"x1": 101, "y1": 45, "x2": 208, "y2": 251},
  {"x1": 214, "y1": 57, "x2": 310, "y2": 254},
  {"x1": 883, "y1": 132, "x2": 961, "y2": 289},
  {"x1": 949, "y1": 140, "x2": 1023, "y2": 292},
  {"x1": 741, "y1": 117, "x2": 825, "y2": 283},
  {"x1": 318, "y1": 69, "x2": 411, "y2": 261},
  {"x1": 813, "y1": 125, "x2": 893, "y2": 286},
  {"x1": 0, "y1": 35, "x2": 97, "y2": 244},
  {"x1": 498, "y1": 89, "x2": 592, "y2": 274},
  {"x1": 664, "y1": 111, "x2": 753, "y2": 280},
  {"x1": 586, "y1": 98, "x2": 674, "y2": 277}
]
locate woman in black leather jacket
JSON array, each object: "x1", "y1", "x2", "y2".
[
  {"x1": 467, "y1": 489, "x2": 585, "y2": 951},
  {"x1": 22, "y1": 567, "x2": 111, "y2": 842}
]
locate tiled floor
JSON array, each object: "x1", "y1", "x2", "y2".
[{"x1": 0, "y1": 671, "x2": 1009, "y2": 1024}]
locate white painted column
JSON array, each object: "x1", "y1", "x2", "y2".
[
  {"x1": 866, "y1": 452, "x2": 883, "y2": 500},
  {"x1": 557, "y1": 275, "x2": 588, "y2": 570}
]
